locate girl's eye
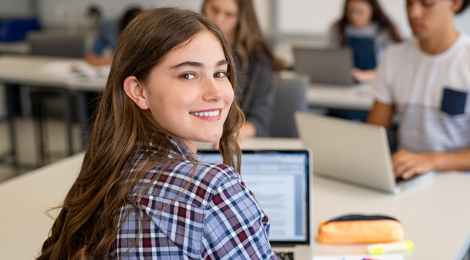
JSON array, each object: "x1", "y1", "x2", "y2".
[
  {"x1": 180, "y1": 73, "x2": 196, "y2": 80},
  {"x1": 214, "y1": 72, "x2": 226, "y2": 78},
  {"x1": 421, "y1": 0, "x2": 435, "y2": 8}
]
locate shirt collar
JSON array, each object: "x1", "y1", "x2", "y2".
[{"x1": 145, "y1": 135, "x2": 195, "y2": 161}]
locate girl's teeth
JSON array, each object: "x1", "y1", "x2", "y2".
[{"x1": 191, "y1": 110, "x2": 221, "y2": 117}]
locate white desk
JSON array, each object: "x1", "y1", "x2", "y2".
[
  {"x1": 1, "y1": 138, "x2": 470, "y2": 260},
  {"x1": 0, "y1": 153, "x2": 83, "y2": 260},
  {"x1": 308, "y1": 83, "x2": 373, "y2": 111},
  {"x1": 312, "y1": 174, "x2": 470, "y2": 260},
  {"x1": 0, "y1": 55, "x2": 105, "y2": 89},
  {"x1": 0, "y1": 41, "x2": 30, "y2": 54},
  {"x1": 197, "y1": 137, "x2": 304, "y2": 150},
  {"x1": 0, "y1": 55, "x2": 74, "y2": 86}
]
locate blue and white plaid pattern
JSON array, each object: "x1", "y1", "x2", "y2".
[{"x1": 109, "y1": 140, "x2": 277, "y2": 260}]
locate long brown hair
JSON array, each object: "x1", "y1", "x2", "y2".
[
  {"x1": 119, "y1": 7, "x2": 142, "y2": 32},
  {"x1": 334, "y1": 0, "x2": 402, "y2": 46},
  {"x1": 457, "y1": 0, "x2": 470, "y2": 14},
  {"x1": 37, "y1": 7, "x2": 244, "y2": 260},
  {"x1": 202, "y1": 0, "x2": 284, "y2": 72}
]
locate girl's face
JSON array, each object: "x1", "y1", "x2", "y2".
[
  {"x1": 346, "y1": 0, "x2": 374, "y2": 29},
  {"x1": 142, "y1": 31, "x2": 234, "y2": 150},
  {"x1": 406, "y1": 0, "x2": 459, "y2": 39},
  {"x1": 204, "y1": 0, "x2": 239, "y2": 38}
]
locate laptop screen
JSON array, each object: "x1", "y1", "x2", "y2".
[
  {"x1": 293, "y1": 47, "x2": 355, "y2": 85},
  {"x1": 197, "y1": 150, "x2": 311, "y2": 245}
]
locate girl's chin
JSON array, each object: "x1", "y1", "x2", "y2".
[{"x1": 196, "y1": 134, "x2": 222, "y2": 144}]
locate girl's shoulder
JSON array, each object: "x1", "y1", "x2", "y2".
[
  {"x1": 459, "y1": 33, "x2": 470, "y2": 50},
  {"x1": 131, "y1": 156, "x2": 241, "y2": 207}
]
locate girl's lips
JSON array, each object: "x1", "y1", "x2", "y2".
[
  {"x1": 190, "y1": 107, "x2": 223, "y2": 113},
  {"x1": 410, "y1": 23, "x2": 424, "y2": 31}
]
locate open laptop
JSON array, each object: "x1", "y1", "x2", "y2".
[
  {"x1": 295, "y1": 112, "x2": 435, "y2": 194},
  {"x1": 197, "y1": 149, "x2": 313, "y2": 260},
  {"x1": 293, "y1": 47, "x2": 356, "y2": 85}
]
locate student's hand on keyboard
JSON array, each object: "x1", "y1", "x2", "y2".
[
  {"x1": 275, "y1": 252, "x2": 294, "y2": 260},
  {"x1": 392, "y1": 150, "x2": 436, "y2": 179},
  {"x1": 351, "y1": 68, "x2": 375, "y2": 83}
]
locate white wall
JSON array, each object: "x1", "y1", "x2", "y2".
[
  {"x1": 0, "y1": 0, "x2": 33, "y2": 17},
  {"x1": 277, "y1": 0, "x2": 411, "y2": 37},
  {"x1": 37, "y1": 0, "x2": 269, "y2": 31},
  {"x1": 38, "y1": 0, "x2": 204, "y2": 29},
  {"x1": 276, "y1": 0, "x2": 470, "y2": 38},
  {"x1": 455, "y1": 6, "x2": 470, "y2": 34},
  {"x1": 36, "y1": 0, "x2": 470, "y2": 37}
]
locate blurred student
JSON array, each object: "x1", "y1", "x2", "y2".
[
  {"x1": 85, "y1": 7, "x2": 142, "y2": 66},
  {"x1": 202, "y1": 0, "x2": 283, "y2": 139},
  {"x1": 368, "y1": 0, "x2": 470, "y2": 179},
  {"x1": 330, "y1": 0, "x2": 401, "y2": 82}
]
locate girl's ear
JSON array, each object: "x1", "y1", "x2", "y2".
[
  {"x1": 123, "y1": 76, "x2": 149, "y2": 110},
  {"x1": 453, "y1": 0, "x2": 464, "y2": 13}
]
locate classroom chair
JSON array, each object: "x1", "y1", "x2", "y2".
[{"x1": 270, "y1": 74, "x2": 309, "y2": 138}]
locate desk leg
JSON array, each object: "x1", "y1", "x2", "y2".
[
  {"x1": 5, "y1": 84, "x2": 18, "y2": 168},
  {"x1": 62, "y1": 89, "x2": 74, "y2": 156},
  {"x1": 31, "y1": 87, "x2": 48, "y2": 166},
  {"x1": 77, "y1": 91, "x2": 88, "y2": 149}
]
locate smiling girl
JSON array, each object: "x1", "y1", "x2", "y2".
[{"x1": 37, "y1": 8, "x2": 276, "y2": 260}]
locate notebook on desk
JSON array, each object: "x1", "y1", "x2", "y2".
[
  {"x1": 295, "y1": 112, "x2": 435, "y2": 194},
  {"x1": 197, "y1": 149, "x2": 313, "y2": 260},
  {"x1": 293, "y1": 47, "x2": 356, "y2": 85}
]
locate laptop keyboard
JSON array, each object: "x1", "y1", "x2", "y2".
[
  {"x1": 275, "y1": 252, "x2": 294, "y2": 260},
  {"x1": 395, "y1": 174, "x2": 419, "y2": 184}
]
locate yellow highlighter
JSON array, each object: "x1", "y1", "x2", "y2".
[{"x1": 367, "y1": 240, "x2": 414, "y2": 254}]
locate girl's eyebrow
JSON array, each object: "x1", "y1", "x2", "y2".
[
  {"x1": 170, "y1": 61, "x2": 202, "y2": 70},
  {"x1": 217, "y1": 60, "x2": 229, "y2": 67},
  {"x1": 170, "y1": 59, "x2": 228, "y2": 70}
]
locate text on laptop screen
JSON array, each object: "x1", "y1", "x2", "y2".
[{"x1": 197, "y1": 151, "x2": 309, "y2": 243}]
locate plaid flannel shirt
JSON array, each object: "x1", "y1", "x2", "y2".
[{"x1": 109, "y1": 139, "x2": 277, "y2": 260}]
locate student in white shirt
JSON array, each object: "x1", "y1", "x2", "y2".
[{"x1": 368, "y1": 0, "x2": 470, "y2": 179}]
